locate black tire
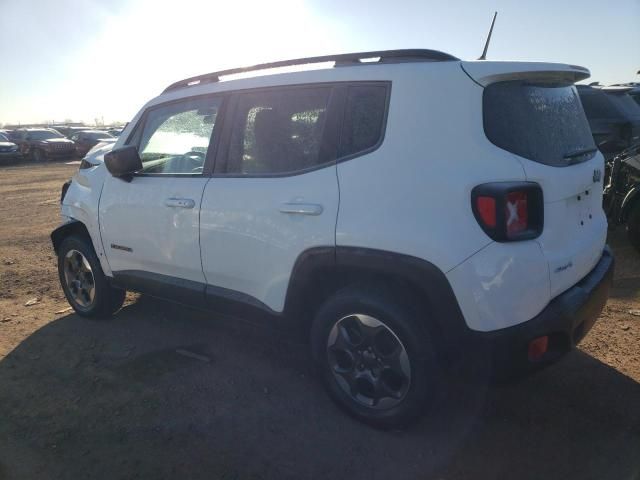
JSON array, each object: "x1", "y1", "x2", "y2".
[
  {"x1": 57, "y1": 235, "x2": 125, "y2": 318},
  {"x1": 627, "y1": 202, "x2": 640, "y2": 253},
  {"x1": 32, "y1": 148, "x2": 46, "y2": 162},
  {"x1": 310, "y1": 283, "x2": 440, "y2": 429}
]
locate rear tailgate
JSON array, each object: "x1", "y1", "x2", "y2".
[{"x1": 463, "y1": 61, "x2": 607, "y2": 298}]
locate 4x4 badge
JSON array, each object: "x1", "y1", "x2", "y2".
[{"x1": 593, "y1": 169, "x2": 602, "y2": 183}]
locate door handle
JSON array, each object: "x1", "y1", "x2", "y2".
[
  {"x1": 279, "y1": 202, "x2": 323, "y2": 216},
  {"x1": 165, "y1": 198, "x2": 195, "y2": 209}
]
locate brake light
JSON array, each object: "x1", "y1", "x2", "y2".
[
  {"x1": 477, "y1": 196, "x2": 497, "y2": 228},
  {"x1": 472, "y1": 182, "x2": 543, "y2": 242}
]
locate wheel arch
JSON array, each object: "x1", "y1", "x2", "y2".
[
  {"x1": 283, "y1": 247, "x2": 469, "y2": 362},
  {"x1": 51, "y1": 220, "x2": 92, "y2": 254}
]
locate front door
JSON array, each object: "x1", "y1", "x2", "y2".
[{"x1": 99, "y1": 95, "x2": 224, "y2": 297}]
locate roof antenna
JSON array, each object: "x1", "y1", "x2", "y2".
[{"x1": 478, "y1": 11, "x2": 498, "y2": 60}]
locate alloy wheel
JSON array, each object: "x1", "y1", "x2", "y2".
[
  {"x1": 63, "y1": 249, "x2": 96, "y2": 308},
  {"x1": 327, "y1": 314, "x2": 411, "y2": 409}
]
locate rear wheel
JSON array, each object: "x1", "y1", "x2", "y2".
[
  {"x1": 627, "y1": 202, "x2": 640, "y2": 253},
  {"x1": 57, "y1": 235, "x2": 125, "y2": 318},
  {"x1": 311, "y1": 284, "x2": 439, "y2": 429}
]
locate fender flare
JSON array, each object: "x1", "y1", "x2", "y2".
[
  {"x1": 50, "y1": 220, "x2": 90, "y2": 254},
  {"x1": 283, "y1": 246, "x2": 470, "y2": 353}
]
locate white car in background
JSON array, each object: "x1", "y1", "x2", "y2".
[{"x1": 51, "y1": 49, "x2": 614, "y2": 428}]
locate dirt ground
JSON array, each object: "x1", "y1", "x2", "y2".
[{"x1": 0, "y1": 162, "x2": 639, "y2": 480}]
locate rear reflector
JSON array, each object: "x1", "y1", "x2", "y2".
[
  {"x1": 528, "y1": 336, "x2": 549, "y2": 361},
  {"x1": 505, "y1": 191, "x2": 528, "y2": 237}
]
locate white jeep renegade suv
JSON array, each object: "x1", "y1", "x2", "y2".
[{"x1": 53, "y1": 49, "x2": 614, "y2": 428}]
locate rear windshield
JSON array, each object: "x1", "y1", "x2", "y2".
[{"x1": 484, "y1": 82, "x2": 596, "y2": 166}]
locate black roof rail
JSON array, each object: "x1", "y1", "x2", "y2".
[{"x1": 162, "y1": 49, "x2": 459, "y2": 94}]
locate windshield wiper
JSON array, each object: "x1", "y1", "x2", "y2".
[{"x1": 563, "y1": 147, "x2": 597, "y2": 160}]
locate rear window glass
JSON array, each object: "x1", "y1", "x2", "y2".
[
  {"x1": 227, "y1": 87, "x2": 331, "y2": 175},
  {"x1": 339, "y1": 85, "x2": 388, "y2": 158},
  {"x1": 484, "y1": 82, "x2": 596, "y2": 166}
]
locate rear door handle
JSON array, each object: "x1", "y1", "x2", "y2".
[
  {"x1": 279, "y1": 202, "x2": 323, "y2": 216},
  {"x1": 165, "y1": 198, "x2": 195, "y2": 209}
]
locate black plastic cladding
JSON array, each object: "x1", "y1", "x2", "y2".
[{"x1": 162, "y1": 49, "x2": 459, "y2": 93}]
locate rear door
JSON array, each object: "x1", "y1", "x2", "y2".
[
  {"x1": 199, "y1": 84, "x2": 341, "y2": 312},
  {"x1": 467, "y1": 63, "x2": 607, "y2": 297}
]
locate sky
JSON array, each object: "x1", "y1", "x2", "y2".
[{"x1": 0, "y1": 0, "x2": 638, "y2": 126}]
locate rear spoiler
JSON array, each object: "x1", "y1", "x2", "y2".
[{"x1": 461, "y1": 61, "x2": 590, "y2": 87}]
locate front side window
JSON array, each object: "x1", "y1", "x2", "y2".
[
  {"x1": 226, "y1": 87, "x2": 331, "y2": 175},
  {"x1": 137, "y1": 96, "x2": 221, "y2": 175}
]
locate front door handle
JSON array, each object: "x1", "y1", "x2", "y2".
[
  {"x1": 165, "y1": 198, "x2": 195, "y2": 209},
  {"x1": 279, "y1": 202, "x2": 323, "y2": 216}
]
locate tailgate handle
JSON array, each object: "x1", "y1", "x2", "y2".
[{"x1": 279, "y1": 203, "x2": 323, "y2": 216}]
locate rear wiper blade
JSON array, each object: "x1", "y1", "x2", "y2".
[{"x1": 564, "y1": 147, "x2": 597, "y2": 160}]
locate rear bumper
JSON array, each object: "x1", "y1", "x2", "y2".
[{"x1": 469, "y1": 246, "x2": 614, "y2": 380}]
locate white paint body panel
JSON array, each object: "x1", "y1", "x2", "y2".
[
  {"x1": 99, "y1": 174, "x2": 208, "y2": 282},
  {"x1": 200, "y1": 167, "x2": 339, "y2": 312},
  {"x1": 60, "y1": 145, "x2": 113, "y2": 276},
  {"x1": 446, "y1": 241, "x2": 550, "y2": 332}
]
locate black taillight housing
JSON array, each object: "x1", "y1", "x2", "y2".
[{"x1": 471, "y1": 182, "x2": 544, "y2": 242}]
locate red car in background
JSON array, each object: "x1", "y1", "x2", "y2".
[{"x1": 71, "y1": 130, "x2": 115, "y2": 157}]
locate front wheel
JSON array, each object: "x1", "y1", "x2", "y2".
[
  {"x1": 627, "y1": 202, "x2": 640, "y2": 253},
  {"x1": 57, "y1": 235, "x2": 125, "y2": 318},
  {"x1": 311, "y1": 284, "x2": 439, "y2": 429}
]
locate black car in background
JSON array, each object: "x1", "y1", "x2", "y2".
[
  {"x1": 604, "y1": 144, "x2": 640, "y2": 252},
  {"x1": 71, "y1": 130, "x2": 114, "y2": 157},
  {"x1": 14, "y1": 128, "x2": 76, "y2": 161},
  {"x1": 0, "y1": 132, "x2": 22, "y2": 163},
  {"x1": 577, "y1": 85, "x2": 640, "y2": 160}
]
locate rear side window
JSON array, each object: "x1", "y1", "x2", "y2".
[
  {"x1": 226, "y1": 87, "x2": 331, "y2": 175},
  {"x1": 484, "y1": 82, "x2": 596, "y2": 166},
  {"x1": 339, "y1": 85, "x2": 388, "y2": 158}
]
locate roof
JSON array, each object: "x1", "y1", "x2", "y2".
[{"x1": 163, "y1": 49, "x2": 459, "y2": 94}]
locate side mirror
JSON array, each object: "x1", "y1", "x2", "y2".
[{"x1": 104, "y1": 146, "x2": 142, "y2": 181}]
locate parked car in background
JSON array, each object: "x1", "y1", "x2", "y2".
[
  {"x1": 53, "y1": 125, "x2": 91, "y2": 139},
  {"x1": 4, "y1": 129, "x2": 21, "y2": 142},
  {"x1": 0, "y1": 132, "x2": 22, "y2": 162},
  {"x1": 106, "y1": 127, "x2": 123, "y2": 137},
  {"x1": 603, "y1": 144, "x2": 640, "y2": 252},
  {"x1": 610, "y1": 83, "x2": 640, "y2": 106},
  {"x1": 578, "y1": 85, "x2": 640, "y2": 160},
  {"x1": 52, "y1": 50, "x2": 613, "y2": 428},
  {"x1": 71, "y1": 130, "x2": 115, "y2": 157},
  {"x1": 14, "y1": 128, "x2": 76, "y2": 161}
]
